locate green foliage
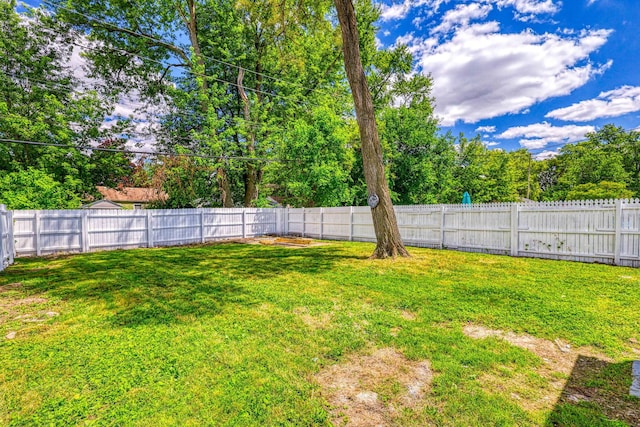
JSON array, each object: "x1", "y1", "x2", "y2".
[
  {"x1": 381, "y1": 106, "x2": 455, "y2": 204},
  {"x1": 566, "y1": 181, "x2": 634, "y2": 201},
  {"x1": 148, "y1": 155, "x2": 218, "y2": 208},
  {"x1": 536, "y1": 125, "x2": 640, "y2": 201},
  {"x1": 267, "y1": 107, "x2": 355, "y2": 207},
  {"x1": 451, "y1": 135, "x2": 521, "y2": 203},
  {"x1": 0, "y1": 167, "x2": 81, "y2": 209},
  {"x1": 1, "y1": 242, "x2": 638, "y2": 425}
]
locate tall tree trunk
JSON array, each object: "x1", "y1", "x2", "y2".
[
  {"x1": 334, "y1": 0, "x2": 409, "y2": 258},
  {"x1": 237, "y1": 68, "x2": 260, "y2": 206},
  {"x1": 185, "y1": 0, "x2": 234, "y2": 207}
]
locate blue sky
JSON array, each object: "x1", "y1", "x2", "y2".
[{"x1": 375, "y1": 0, "x2": 640, "y2": 157}]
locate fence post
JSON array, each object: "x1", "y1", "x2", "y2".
[
  {"x1": 614, "y1": 199, "x2": 623, "y2": 265},
  {"x1": 349, "y1": 206, "x2": 354, "y2": 241},
  {"x1": 8, "y1": 210, "x2": 14, "y2": 265},
  {"x1": 319, "y1": 208, "x2": 324, "y2": 240},
  {"x1": 35, "y1": 210, "x2": 42, "y2": 256},
  {"x1": 242, "y1": 210, "x2": 247, "y2": 239},
  {"x1": 200, "y1": 209, "x2": 206, "y2": 243},
  {"x1": 0, "y1": 205, "x2": 5, "y2": 268},
  {"x1": 302, "y1": 207, "x2": 306, "y2": 238},
  {"x1": 146, "y1": 210, "x2": 154, "y2": 248},
  {"x1": 282, "y1": 208, "x2": 288, "y2": 236},
  {"x1": 439, "y1": 205, "x2": 445, "y2": 249},
  {"x1": 81, "y1": 210, "x2": 89, "y2": 253},
  {"x1": 510, "y1": 203, "x2": 519, "y2": 257}
]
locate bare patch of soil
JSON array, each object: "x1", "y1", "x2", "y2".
[
  {"x1": 463, "y1": 324, "x2": 616, "y2": 414},
  {"x1": 5, "y1": 297, "x2": 48, "y2": 307},
  {"x1": 1, "y1": 292, "x2": 55, "y2": 329},
  {"x1": 0, "y1": 282, "x2": 22, "y2": 293},
  {"x1": 400, "y1": 310, "x2": 416, "y2": 321},
  {"x1": 315, "y1": 347, "x2": 433, "y2": 426},
  {"x1": 293, "y1": 307, "x2": 333, "y2": 330},
  {"x1": 219, "y1": 236, "x2": 327, "y2": 248},
  {"x1": 555, "y1": 356, "x2": 640, "y2": 426}
]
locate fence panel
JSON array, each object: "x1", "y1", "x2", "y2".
[
  {"x1": 396, "y1": 205, "x2": 442, "y2": 248},
  {"x1": 88, "y1": 210, "x2": 149, "y2": 250},
  {"x1": 443, "y1": 204, "x2": 512, "y2": 254},
  {"x1": 518, "y1": 200, "x2": 618, "y2": 264},
  {"x1": 620, "y1": 204, "x2": 640, "y2": 265}
]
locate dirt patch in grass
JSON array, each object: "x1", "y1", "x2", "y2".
[
  {"x1": 293, "y1": 306, "x2": 333, "y2": 330},
  {"x1": 463, "y1": 324, "x2": 610, "y2": 376},
  {"x1": 552, "y1": 356, "x2": 640, "y2": 426},
  {"x1": 400, "y1": 310, "x2": 417, "y2": 321},
  {"x1": 1, "y1": 292, "x2": 56, "y2": 329},
  {"x1": 0, "y1": 282, "x2": 22, "y2": 293},
  {"x1": 220, "y1": 236, "x2": 328, "y2": 248},
  {"x1": 463, "y1": 324, "x2": 618, "y2": 415},
  {"x1": 315, "y1": 347, "x2": 433, "y2": 426},
  {"x1": 5, "y1": 297, "x2": 48, "y2": 307}
]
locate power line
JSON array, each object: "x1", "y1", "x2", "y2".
[
  {"x1": 0, "y1": 137, "x2": 293, "y2": 163},
  {"x1": 41, "y1": 0, "x2": 323, "y2": 95}
]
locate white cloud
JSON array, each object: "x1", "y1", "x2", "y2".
[
  {"x1": 409, "y1": 24, "x2": 612, "y2": 125},
  {"x1": 494, "y1": 0, "x2": 560, "y2": 21},
  {"x1": 475, "y1": 125, "x2": 497, "y2": 133},
  {"x1": 484, "y1": 141, "x2": 500, "y2": 147},
  {"x1": 533, "y1": 149, "x2": 560, "y2": 160},
  {"x1": 546, "y1": 85, "x2": 640, "y2": 121},
  {"x1": 497, "y1": 122, "x2": 594, "y2": 149},
  {"x1": 431, "y1": 3, "x2": 493, "y2": 35},
  {"x1": 380, "y1": 2, "x2": 412, "y2": 21},
  {"x1": 379, "y1": 0, "x2": 448, "y2": 22}
]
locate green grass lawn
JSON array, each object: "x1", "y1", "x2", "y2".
[{"x1": 1, "y1": 241, "x2": 639, "y2": 426}]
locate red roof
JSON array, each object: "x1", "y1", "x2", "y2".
[{"x1": 96, "y1": 186, "x2": 168, "y2": 203}]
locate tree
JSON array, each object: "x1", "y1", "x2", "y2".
[
  {"x1": 48, "y1": 0, "x2": 345, "y2": 208},
  {"x1": 0, "y1": 0, "x2": 110, "y2": 204},
  {"x1": 566, "y1": 181, "x2": 633, "y2": 201},
  {"x1": 266, "y1": 106, "x2": 356, "y2": 207},
  {"x1": 333, "y1": 0, "x2": 408, "y2": 258},
  {"x1": 0, "y1": 168, "x2": 81, "y2": 209}
]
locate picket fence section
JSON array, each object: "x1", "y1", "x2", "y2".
[
  {"x1": 1, "y1": 199, "x2": 640, "y2": 270},
  {"x1": 286, "y1": 199, "x2": 640, "y2": 267},
  {"x1": 0, "y1": 205, "x2": 14, "y2": 272}
]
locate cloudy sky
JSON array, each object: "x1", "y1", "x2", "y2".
[{"x1": 375, "y1": 0, "x2": 640, "y2": 157}]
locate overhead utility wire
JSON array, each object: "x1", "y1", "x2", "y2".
[
  {"x1": 0, "y1": 137, "x2": 293, "y2": 163},
  {"x1": 41, "y1": 0, "x2": 320, "y2": 94}
]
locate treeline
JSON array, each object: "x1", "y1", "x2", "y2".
[{"x1": 1, "y1": 0, "x2": 638, "y2": 210}]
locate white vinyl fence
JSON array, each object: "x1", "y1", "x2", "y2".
[
  {"x1": 1, "y1": 199, "x2": 640, "y2": 270},
  {"x1": 286, "y1": 199, "x2": 640, "y2": 267},
  {"x1": 0, "y1": 205, "x2": 14, "y2": 272},
  {"x1": 10, "y1": 208, "x2": 283, "y2": 257}
]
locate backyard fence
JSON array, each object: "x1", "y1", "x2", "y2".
[
  {"x1": 1, "y1": 199, "x2": 640, "y2": 269},
  {"x1": 10, "y1": 208, "x2": 282, "y2": 257},
  {"x1": 285, "y1": 199, "x2": 640, "y2": 267},
  {"x1": 0, "y1": 205, "x2": 14, "y2": 273}
]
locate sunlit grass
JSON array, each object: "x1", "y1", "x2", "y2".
[{"x1": 0, "y1": 242, "x2": 638, "y2": 426}]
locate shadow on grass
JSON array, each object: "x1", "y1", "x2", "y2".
[
  {"x1": 546, "y1": 355, "x2": 640, "y2": 426},
  {"x1": 3, "y1": 243, "x2": 362, "y2": 328}
]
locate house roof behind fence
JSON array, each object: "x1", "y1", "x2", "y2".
[{"x1": 96, "y1": 186, "x2": 168, "y2": 203}]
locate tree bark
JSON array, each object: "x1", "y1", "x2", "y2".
[
  {"x1": 333, "y1": 0, "x2": 409, "y2": 258},
  {"x1": 237, "y1": 68, "x2": 260, "y2": 207},
  {"x1": 184, "y1": 0, "x2": 234, "y2": 207}
]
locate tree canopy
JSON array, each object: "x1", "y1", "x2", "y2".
[{"x1": 1, "y1": 0, "x2": 638, "y2": 211}]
